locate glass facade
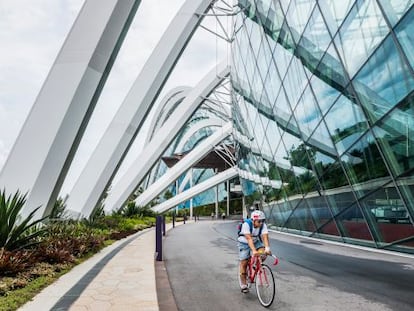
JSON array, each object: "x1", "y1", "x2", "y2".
[{"x1": 232, "y1": 0, "x2": 414, "y2": 253}]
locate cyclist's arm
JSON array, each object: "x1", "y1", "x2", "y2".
[
  {"x1": 245, "y1": 233, "x2": 259, "y2": 257},
  {"x1": 261, "y1": 233, "x2": 271, "y2": 254}
]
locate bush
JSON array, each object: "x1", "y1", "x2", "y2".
[
  {"x1": 0, "y1": 249, "x2": 34, "y2": 276},
  {"x1": 0, "y1": 190, "x2": 48, "y2": 251}
]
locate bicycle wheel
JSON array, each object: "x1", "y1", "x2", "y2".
[{"x1": 255, "y1": 264, "x2": 275, "y2": 307}]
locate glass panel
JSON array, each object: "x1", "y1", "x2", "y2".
[
  {"x1": 359, "y1": 185, "x2": 413, "y2": 247},
  {"x1": 324, "y1": 95, "x2": 368, "y2": 155},
  {"x1": 377, "y1": 0, "x2": 414, "y2": 27},
  {"x1": 305, "y1": 195, "x2": 333, "y2": 228},
  {"x1": 312, "y1": 149, "x2": 337, "y2": 180},
  {"x1": 396, "y1": 178, "x2": 414, "y2": 222},
  {"x1": 264, "y1": 59, "x2": 281, "y2": 105},
  {"x1": 315, "y1": 43, "x2": 349, "y2": 100},
  {"x1": 372, "y1": 95, "x2": 414, "y2": 177},
  {"x1": 283, "y1": 57, "x2": 309, "y2": 109},
  {"x1": 294, "y1": 85, "x2": 322, "y2": 140},
  {"x1": 285, "y1": 199, "x2": 316, "y2": 233},
  {"x1": 318, "y1": 0, "x2": 355, "y2": 35},
  {"x1": 273, "y1": 88, "x2": 291, "y2": 123},
  {"x1": 319, "y1": 162, "x2": 350, "y2": 191},
  {"x1": 299, "y1": 5, "x2": 332, "y2": 71},
  {"x1": 310, "y1": 71, "x2": 341, "y2": 116},
  {"x1": 336, "y1": 203, "x2": 374, "y2": 241},
  {"x1": 272, "y1": 37, "x2": 292, "y2": 79},
  {"x1": 335, "y1": 0, "x2": 390, "y2": 77},
  {"x1": 308, "y1": 119, "x2": 335, "y2": 155},
  {"x1": 285, "y1": 0, "x2": 316, "y2": 43},
  {"x1": 353, "y1": 34, "x2": 414, "y2": 122},
  {"x1": 341, "y1": 131, "x2": 390, "y2": 191},
  {"x1": 265, "y1": 119, "x2": 282, "y2": 158},
  {"x1": 317, "y1": 218, "x2": 342, "y2": 237},
  {"x1": 395, "y1": 7, "x2": 414, "y2": 72}
]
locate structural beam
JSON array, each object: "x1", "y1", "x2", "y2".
[
  {"x1": 99, "y1": 62, "x2": 229, "y2": 216},
  {"x1": 152, "y1": 167, "x2": 238, "y2": 214},
  {"x1": 0, "y1": 0, "x2": 142, "y2": 219},
  {"x1": 66, "y1": 0, "x2": 214, "y2": 218},
  {"x1": 130, "y1": 122, "x2": 232, "y2": 210}
]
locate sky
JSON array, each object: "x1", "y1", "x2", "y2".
[{"x1": 0, "y1": 0, "x2": 231, "y2": 196}]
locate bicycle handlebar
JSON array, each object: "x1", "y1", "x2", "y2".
[{"x1": 270, "y1": 254, "x2": 279, "y2": 266}]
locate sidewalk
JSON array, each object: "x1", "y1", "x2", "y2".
[{"x1": 18, "y1": 222, "x2": 181, "y2": 311}]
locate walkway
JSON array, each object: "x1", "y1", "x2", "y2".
[{"x1": 18, "y1": 222, "x2": 180, "y2": 311}]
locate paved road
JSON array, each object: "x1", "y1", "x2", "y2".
[{"x1": 164, "y1": 220, "x2": 414, "y2": 311}]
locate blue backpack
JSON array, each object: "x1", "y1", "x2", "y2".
[{"x1": 237, "y1": 218, "x2": 263, "y2": 238}]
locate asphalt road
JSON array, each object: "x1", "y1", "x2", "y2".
[{"x1": 164, "y1": 220, "x2": 414, "y2": 311}]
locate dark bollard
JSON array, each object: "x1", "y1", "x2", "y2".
[
  {"x1": 155, "y1": 215, "x2": 163, "y2": 261},
  {"x1": 172, "y1": 211, "x2": 175, "y2": 228},
  {"x1": 162, "y1": 215, "x2": 166, "y2": 236}
]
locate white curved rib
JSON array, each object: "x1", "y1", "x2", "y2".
[
  {"x1": 87, "y1": 61, "x2": 229, "y2": 217},
  {"x1": 66, "y1": 0, "x2": 214, "y2": 217}
]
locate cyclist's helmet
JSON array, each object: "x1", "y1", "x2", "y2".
[{"x1": 251, "y1": 210, "x2": 266, "y2": 221}]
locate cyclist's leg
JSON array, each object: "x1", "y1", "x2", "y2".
[
  {"x1": 254, "y1": 240, "x2": 267, "y2": 260},
  {"x1": 238, "y1": 242, "x2": 250, "y2": 292}
]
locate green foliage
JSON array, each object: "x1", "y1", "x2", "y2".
[
  {"x1": 49, "y1": 196, "x2": 69, "y2": 220},
  {"x1": 37, "y1": 224, "x2": 106, "y2": 263},
  {"x1": 0, "y1": 190, "x2": 48, "y2": 251},
  {"x1": 119, "y1": 201, "x2": 156, "y2": 218}
]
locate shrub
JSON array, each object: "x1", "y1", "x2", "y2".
[
  {"x1": 0, "y1": 190, "x2": 48, "y2": 251},
  {"x1": 0, "y1": 249, "x2": 34, "y2": 276}
]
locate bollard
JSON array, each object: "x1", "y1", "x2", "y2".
[
  {"x1": 172, "y1": 211, "x2": 175, "y2": 228},
  {"x1": 162, "y1": 214, "x2": 166, "y2": 236},
  {"x1": 155, "y1": 215, "x2": 162, "y2": 261}
]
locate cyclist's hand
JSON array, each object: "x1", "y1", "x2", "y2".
[
  {"x1": 252, "y1": 249, "x2": 260, "y2": 257},
  {"x1": 265, "y1": 247, "x2": 272, "y2": 255}
]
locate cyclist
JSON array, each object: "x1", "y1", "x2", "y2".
[{"x1": 238, "y1": 210, "x2": 271, "y2": 293}]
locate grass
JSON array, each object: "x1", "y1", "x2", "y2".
[{"x1": 0, "y1": 270, "x2": 70, "y2": 311}]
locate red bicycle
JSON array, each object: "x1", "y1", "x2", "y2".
[{"x1": 238, "y1": 252, "x2": 279, "y2": 307}]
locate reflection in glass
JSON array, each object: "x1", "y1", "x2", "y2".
[
  {"x1": 324, "y1": 95, "x2": 368, "y2": 155},
  {"x1": 335, "y1": 0, "x2": 389, "y2": 77},
  {"x1": 354, "y1": 34, "x2": 414, "y2": 122}
]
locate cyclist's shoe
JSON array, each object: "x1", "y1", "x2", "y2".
[{"x1": 241, "y1": 284, "x2": 249, "y2": 293}]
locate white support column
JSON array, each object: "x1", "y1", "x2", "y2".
[
  {"x1": 66, "y1": 0, "x2": 216, "y2": 217},
  {"x1": 0, "y1": 0, "x2": 142, "y2": 220}
]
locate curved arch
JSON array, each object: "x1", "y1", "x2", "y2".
[
  {"x1": 145, "y1": 86, "x2": 191, "y2": 144},
  {"x1": 133, "y1": 122, "x2": 233, "y2": 209},
  {"x1": 66, "y1": 0, "x2": 214, "y2": 217},
  {"x1": 93, "y1": 61, "x2": 230, "y2": 216},
  {"x1": 175, "y1": 118, "x2": 225, "y2": 152}
]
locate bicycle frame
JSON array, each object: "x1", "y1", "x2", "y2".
[{"x1": 247, "y1": 254, "x2": 278, "y2": 283}]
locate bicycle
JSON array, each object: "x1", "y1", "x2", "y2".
[{"x1": 238, "y1": 252, "x2": 279, "y2": 307}]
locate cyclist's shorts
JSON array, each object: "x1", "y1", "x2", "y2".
[{"x1": 238, "y1": 240, "x2": 264, "y2": 261}]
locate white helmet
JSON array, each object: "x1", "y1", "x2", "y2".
[{"x1": 251, "y1": 210, "x2": 266, "y2": 221}]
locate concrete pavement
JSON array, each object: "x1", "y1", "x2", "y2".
[{"x1": 18, "y1": 222, "x2": 181, "y2": 311}]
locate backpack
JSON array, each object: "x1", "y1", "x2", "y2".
[{"x1": 237, "y1": 218, "x2": 263, "y2": 239}]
